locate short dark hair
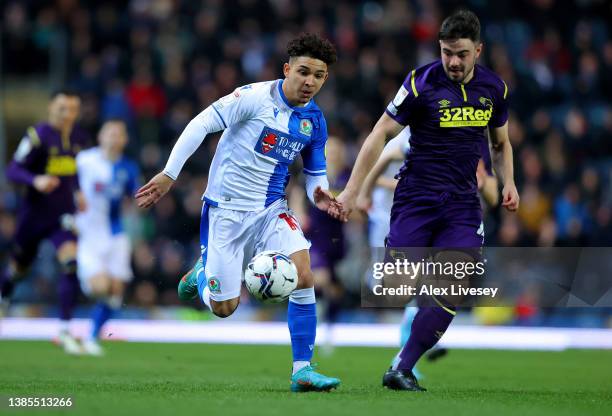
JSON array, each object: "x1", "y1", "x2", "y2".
[
  {"x1": 50, "y1": 88, "x2": 80, "y2": 99},
  {"x1": 287, "y1": 33, "x2": 337, "y2": 66},
  {"x1": 438, "y1": 9, "x2": 481, "y2": 43}
]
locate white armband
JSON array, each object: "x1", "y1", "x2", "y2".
[
  {"x1": 163, "y1": 106, "x2": 225, "y2": 180},
  {"x1": 304, "y1": 174, "x2": 329, "y2": 205}
]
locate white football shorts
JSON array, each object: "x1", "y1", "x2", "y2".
[
  {"x1": 200, "y1": 198, "x2": 310, "y2": 301},
  {"x1": 77, "y1": 233, "x2": 133, "y2": 294}
]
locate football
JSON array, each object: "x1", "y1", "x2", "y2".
[{"x1": 244, "y1": 251, "x2": 298, "y2": 303}]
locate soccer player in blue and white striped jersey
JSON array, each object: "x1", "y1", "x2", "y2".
[{"x1": 136, "y1": 34, "x2": 342, "y2": 392}]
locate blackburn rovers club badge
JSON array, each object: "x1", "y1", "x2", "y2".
[
  {"x1": 299, "y1": 119, "x2": 313, "y2": 136},
  {"x1": 208, "y1": 277, "x2": 221, "y2": 293}
]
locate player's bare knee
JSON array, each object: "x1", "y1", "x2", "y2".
[
  {"x1": 210, "y1": 298, "x2": 239, "y2": 318},
  {"x1": 57, "y1": 242, "x2": 77, "y2": 260},
  {"x1": 88, "y1": 275, "x2": 112, "y2": 297}
]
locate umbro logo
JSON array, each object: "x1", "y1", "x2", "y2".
[
  {"x1": 438, "y1": 99, "x2": 451, "y2": 108},
  {"x1": 479, "y1": 97, "x2": 494, "y2": 109}
]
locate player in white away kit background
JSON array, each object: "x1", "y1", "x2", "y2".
[
  {"x1": 76, "y1": 120, "x2": 140, "y2": 355},
  {"x1": 135, "y1": 34, "x2": 342, "y2": 392}
]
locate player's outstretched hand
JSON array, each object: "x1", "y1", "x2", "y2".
[
  {"x1": 135, "y1": 172, "x2": 175, "y2": 208},
  {"x1": 33, "y1": 174, "x2": 60, "y2": 194},
  {"x1": 355, "y1": 192, "x2": 372, "y2": 214},
  {"x1": 501, "y1": 182, "x2": 519, "y2": 212},
  {"x1": 335, "y1": 190, "x2": 355, "y2": 223},
  {"x1": 313, "y1": 186, "x2": 345, "y2": 221}
]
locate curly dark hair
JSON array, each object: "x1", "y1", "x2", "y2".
[
  {"x1": 438, "y1": 9, "x2": 481, "y2": 43},
  {"x1": 287, "y1": 33, "x2": 337, "y2": 65}
]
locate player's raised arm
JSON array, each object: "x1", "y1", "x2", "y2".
[
  {"x1": 489, "y1": 121, "x2": 519, "y2": 211},
  {"x1": 300, "y1": 121, "x2": 343, "y2": 218},
  {"x1": 6, "y1": 127, "x2": 60, "y2": 193},
  {"x1": 356, "y1": 132, "x2": 406, "y2": 212},
  {"x1": 477, "y1": 159, "x2": 499, "y2": 208},
  {"x1": 135, "y1": 113, "x2": 215, "y2": 207},
  {"x1": 136, "y1": 86, "x2": 259, "y2": 208},
  {"x1": 337, "y1": 113, "x2": 404, "y2": 220}
]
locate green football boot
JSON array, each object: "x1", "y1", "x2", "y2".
[
  {"x1": 177, "y1": 258, "x2": 203, "y2": 301},
  {"x1": 290, "y1": 365, "x2": 341, "y2": 392}
]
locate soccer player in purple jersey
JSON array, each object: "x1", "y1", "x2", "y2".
[
  {"x1": 337, "y1": 10, "x2": 519, "y2": 390},
  {"x1": 357, "y1": 133, "x2": 500, "y2": 377},
  {"x1": 0, "y1": 90, "x2": 89, "y2": 354}
]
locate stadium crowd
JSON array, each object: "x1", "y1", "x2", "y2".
[{"x1": 1, "y1": 0, "x2": 610, "y2": 314}]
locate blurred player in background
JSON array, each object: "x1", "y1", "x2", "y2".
[
  {"x1": 75, "y1": 120, "x2": 140, "y2": 356},
  {"x1": 0, "y1": 89, "x2": 88, "y2": 354},
  {"x1": 338, "y1": 10, "x2": 519, "y2": 390},
  {"x1": 305, "y1": 135, "x2": 350, "y2": 352},
  {"x1": 135, "y1": 33, "x2": 341, "y2": 392}
]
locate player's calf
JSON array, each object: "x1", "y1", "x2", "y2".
[{"x1": 291, "y1": 250, "x2": 314, "y2": 289}]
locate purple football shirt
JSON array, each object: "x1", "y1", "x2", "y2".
[
  {"x1": 6, "y1": 122, "x2": 89, "y2": 223},
  {"x1": 386, "y1": 60, "x2": 508, "y2": 195}
]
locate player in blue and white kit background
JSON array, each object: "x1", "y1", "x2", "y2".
[
  {"x1": 76, "y1": 120, "x2": 140, "y2": 355},
  {"x1": 135, "y1": 34, "x2": 341, "y2": 392}
]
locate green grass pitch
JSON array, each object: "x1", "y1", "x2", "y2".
[{"x1": 1, "y1": 341, "x2": 611, "y2": 415}]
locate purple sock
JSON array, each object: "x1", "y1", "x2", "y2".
[
  {"x1": 58, "y1": 272, "x2": 80, "y2": 321},
  {"x1": 395, "y1": 306, "x2": 455, "y2": 371}
]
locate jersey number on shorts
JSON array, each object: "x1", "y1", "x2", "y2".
[{"x1": 279, "y1": 213, "x2": 299, "y2": 231}]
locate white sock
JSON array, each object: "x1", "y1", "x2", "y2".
[
  {"x1": 391, "y1": 353, "x2": 401, "y2": 370},
  {"x1": 292, "y1": 360, "x2": 310, "y2": 375},
  {"x1": 289, "y1": 287, "x2": 316, "y2": 304},
  {"x1": 201, "y1": 286, "x2": 211, "y2": 310}
]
